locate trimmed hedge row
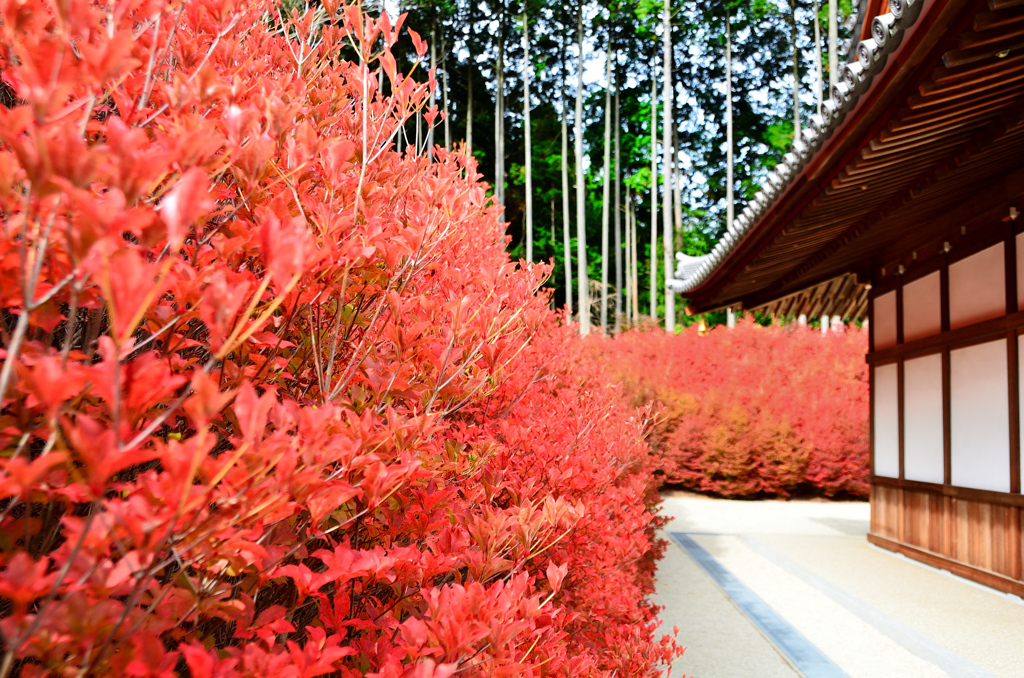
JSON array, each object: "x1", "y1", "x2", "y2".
[{"x1": 595, "y1": 321, "x2": 870, "y2": 498}]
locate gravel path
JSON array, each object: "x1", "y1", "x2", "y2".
[{"x1": 653, "y1": 492, "x2": 1024, "y2": 678}]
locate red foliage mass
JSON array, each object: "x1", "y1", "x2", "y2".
[
  {"x1": 594, "y1": 320, "x2": 870, "y2": 499},
  {"x1": 0, "y1": 1, "x2": 681, "y2": 676}
]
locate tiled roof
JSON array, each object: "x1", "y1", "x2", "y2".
[{"x1": 669, "y1": 0, "x2": 926, "y2": 294}]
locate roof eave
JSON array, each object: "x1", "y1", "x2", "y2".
[{"x1": 672, "y1": 0, "x2": 937, "y2": 309}]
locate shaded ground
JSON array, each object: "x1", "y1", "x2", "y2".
[{"x1": 654, "y1": 491, "x2": 1024, "y2": 678}]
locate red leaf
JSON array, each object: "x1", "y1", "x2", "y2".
[
  {"x1": 408, "y1": 29, "x2": 427, "y2": 59},
  {"x1": 545, "y1": 561, "x2": 568, "y2": 594},
  {"x1": 160, "y1": 168, "x2": 213, "y2": 248},
  {"x1": 0, "y1": 452, "x2": 67, "y2": 498},
  {"x1": 0, "y1": 553, "x2": 56, "y2": 613}
]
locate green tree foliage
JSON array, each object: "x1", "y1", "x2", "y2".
[{"x1": 390, "y1": 0, "x2": 857, "y2": 321}]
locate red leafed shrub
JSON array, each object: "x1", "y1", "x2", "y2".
[
  {"x1": 595, "y1": 320, "x2": 870, "y2": 498},
  {"x1": 0, "y1": 1, "x2": 680, "y2": 676}
]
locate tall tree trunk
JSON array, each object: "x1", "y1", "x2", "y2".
[
  {"x1": 624, "y1": 187, "x2": 632, "y2": 325},
  {"x1": 550, "y1": 196, "x2": 555, "y2": 251},
  {"x1": 790, "y1": 0, "x2": 801, "y2": 138},
  {"x1": 501, "y1": 91, "x2": 506, "y2": 207},
  {"x1": 662, "y1": 0, "x2": 675, "y2": 332},
  {"x1": 523, "y1": 10, "x2": 533, "y2": 261},
  {"x1": 649, "y1": 62, "x2": 658, "y2": 323},
  {"x1": 561, "y1": 36, "x2": 573, "y2": 315},
  {"x1": 631, "y1": 194, "x2": 640, "y2": 321},
  {"x1": 494, "y1": 55, "x2": 500, "y2": 200},
  {"x1": 466, "y1": 1, "x2": 473, "y2": 150},
  {"x1": 828, "y1": 0, "x2": 838, "y2": 91},
  {"x1": 575, "y1": 3, "x2": 589, "y2": 334},
  {"x1": 428, "y1": 17, "x2": 436, "y2": 159},
  {"x1": 466, "y1": 66, "x2": 473, "y2": 150},
  {"x1": 600, "y1": 34, "x2": 612, "y2": 330},
  {"x1": 672, "y1": 125, "x2": 683, "y2": 252},
  {"x1": 495, "y1": 25, "x2": 505, "y2": 210},
  {"x1": 813, "y1": 0, "x2": 823, "y2": 116},
  {"x1": 614, "y1": 79, "x2": 622, "y2": 333},
  {"x1": 726, "y1": 10, "x2": 734, "y2": 228},
  {"x1": 442, "y1": 28, "x2": 450, "y2": 149},
  {"x1": 395, "y1": 4, "x2": 404, "y2": 154}
]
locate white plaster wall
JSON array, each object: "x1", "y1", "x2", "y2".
[
  {"x1": 874, "y1": 292, "x2": 897, "y2": 350},
  {"x1": 1019, "y1": 335, "x2": 1024, "y2": 493},
  {"x1": 874, "y1": 363, "x2": 900, "y2": 478},
  {"x1": 949, "y1": 243, "x2": 1005, "y2": 330},
  {"x1": 903, "y1": 354, "x2": 944, "y2": 484},
  {"x1": 1016, "y1": 232, "x2": 1024, "y2": 311},
  {"x1": 902, "y1": 272, "x2": 941, "y2": 343},
  {"x1": 950, "y1": 339, "x2": 1010, "y2": 492}
]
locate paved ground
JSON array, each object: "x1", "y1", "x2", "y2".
[{"x1": 653, "y1": 492, "x2": 1024, "y2": 678}]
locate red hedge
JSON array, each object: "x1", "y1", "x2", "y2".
[
  {"x1": 0, "y1": 2, "x2": 680, "y2": 676},
  {"x1": 595, "y1": 321, "x2": 870, "y2": 498}
]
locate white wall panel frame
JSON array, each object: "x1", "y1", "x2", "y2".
[
  {"x1": 874, "y1": 363, "x2": 900, "y2": 478},
  {"x1": 950, "y1": 339, "x2": 1010, "y2": 492},
  {"x1": 903, "y1": 272, "x2": 942, "y2": 343},
  {"x1": 1016, "y1": 232, "x2": 1024, "y2": 312},
  {"x1": 949, "y1": 243, "x2": 1005, "y2": 330},
  {"x1": 903, "y1": 354, "x2": 945, "y2": 483},
  {"x1": 1019, "y1": 334, "x2": 1024, "y2": 494},
  {"x1": 874, "y1": 291, "x2": 898, "y2": 351}
]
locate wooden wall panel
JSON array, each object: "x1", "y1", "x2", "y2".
[
  {"x1": 990, "y1": 505, "x2": 1017, "y2": 579},
  {"x1": 870, "y1": 484, "x2": 900, "y2": 540},
  {"x1": 870, "y1": 482, "x2": 1024, "y2": 596},
  {"x1": 1016, "y1": 505, "x2": 1023, "y2": 580},
  {"x1": 928, "y1": 493, "x2": 943, "y2": 554}
]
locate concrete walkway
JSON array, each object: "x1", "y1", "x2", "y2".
[{"x1": 654, "y1": 492, "x2": 1024, "y2": 678}]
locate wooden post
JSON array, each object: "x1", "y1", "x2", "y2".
[
  {"x1": 1007, "y1": 222, "x2": 1020, "y2": 493},
  {"x1": 941, "y1": 249, "x2": 951, "y2": 486}
]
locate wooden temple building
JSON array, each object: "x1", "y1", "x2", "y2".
[{"x1": 672, "y1": 0, "x2": 1024, "y2": 596}]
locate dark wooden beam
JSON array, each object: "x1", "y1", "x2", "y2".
[
  {"x1": 943, "y1": 36, "x2": 1024, "y2": 66},
  {"x1": 869, "y1": 309, "x2": 1024, "y2": 363},
  {"x1": 973, "y1": 6, "x2": 1024, "y2": 31},
  {"x1": 770, "y1": 98, "x2": 1024, "y2": 305},
  {"x1": 873, "y1": 474, "x2": 1024, "y2": 506},
  {"x1": 991, "y1": 0, "x2": 1024, "y2": 12}
]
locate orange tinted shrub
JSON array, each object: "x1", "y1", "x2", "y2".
[
  {"x1": 595, "y1": 320, "x2": 870, "y2": 498},
  {"x1": 0, "y1": 1, "x2": 681, "y2": 675}
]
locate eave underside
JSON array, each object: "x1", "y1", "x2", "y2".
[{"x1": 687, "y1": 0, "x2": 1024, "y2": 319}]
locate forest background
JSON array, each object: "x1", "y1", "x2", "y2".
[{"x1": 361, "y1": 0, "x2": 860, "y2": 326}]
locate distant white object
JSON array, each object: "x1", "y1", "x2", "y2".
[
  {"x1": 798, "y1": 314, "x2": 807, "y2": 326},
  {"x1": 674, "y1": 252, "x2": 710, "y2": 282},
  {"x1": 821, "y1": 314, "x2": 830, "y2": 334},
  {"x1": 726, "y1": 307, "x2": 736, "y2": 328},
  {"x1": 831, "y1": 315, "x2": 844, "y2": 331}
]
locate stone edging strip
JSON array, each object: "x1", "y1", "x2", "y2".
[
  {"x1": 669, "y1": 532, "x2": 849, "y2": 678},
  {"x1": 738, "y1": 535, "x2": 997, "y2": 678}
]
